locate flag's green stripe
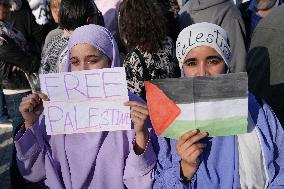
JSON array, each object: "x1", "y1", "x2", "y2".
[{"x1": 161, "y1": 116, "x2": 247, "y2": 139}]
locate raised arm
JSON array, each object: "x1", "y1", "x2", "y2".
[
  {"x1": 123, "y1": 100, "x2": 157, "y2": 188},
  {"x1": 15, "y1": 93, "x2": 49, "y2": 182}
]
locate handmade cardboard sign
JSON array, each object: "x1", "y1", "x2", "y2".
[
  {"x1": 145, "y1": 73, "x2": 248, "y2": 139},
  {"x1": 40, "y1": 67, "x2": 131, "y2": 135}
]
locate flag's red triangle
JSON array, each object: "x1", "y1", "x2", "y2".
[{"x1": 145, "y1": 81, "x2": 181, "y2": 136}]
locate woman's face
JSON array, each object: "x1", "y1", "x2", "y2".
[
  {"x1": 183, "y1": 46, "x2": 226, "y2": 77},
  {"x1": 0, "y1": 2, "x2": 11, "y2": 21},
  {"x1": 70, "y1": 44, "x2": 111, "y2": 71}
]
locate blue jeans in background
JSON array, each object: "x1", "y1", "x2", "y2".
[
  {"x1": 4, "y1": 92, "x2": 31, "y2": 136},
  {"x1": 0, "y1": 87, "x2": 9, "y2": 123}
]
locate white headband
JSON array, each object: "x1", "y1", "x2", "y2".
[{"x1": 176, "y1": 22, "x2": 232, "y2": 70}]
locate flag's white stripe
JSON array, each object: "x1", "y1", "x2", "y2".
[{"x1": 176, "y1": 98, "x2": 248, "y2": 121}]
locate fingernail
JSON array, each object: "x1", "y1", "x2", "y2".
[
  {"x1": 203, "y1": 132, "x2": 208, "y2": 136},
  {"x1": 191, "y1": 129, "x2": 198, "y2": 134}
]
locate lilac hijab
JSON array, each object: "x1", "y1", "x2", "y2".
[{"x1": 65, "y1": 24, "x2": 120, "y2": 72}]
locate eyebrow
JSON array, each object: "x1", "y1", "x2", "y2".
[
  {"x1": 184, "y1": 58, "x2": 197, "y2": 63},
  {"x1": 85, "y1": 54, "x2": 100, "y2": 58},
  {"x1": 206, "y1": 56, "x2": 223, "y2": 60},
  {"x1": 70, "y1": 54, "x2": 100, "y2": 59}
]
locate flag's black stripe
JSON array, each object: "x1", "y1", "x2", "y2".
[{"x1": 149, "y1": 73, "x2": 248, "y2": 104}]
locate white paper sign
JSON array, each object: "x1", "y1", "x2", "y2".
[{"x1": 39, "y1": 67, "x2": 131, "y2": 135}]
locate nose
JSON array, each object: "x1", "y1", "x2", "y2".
[
  {"x1": 197, "y1": 62, "x2": 207, "y2": 76},
  {"x1": 79, "y1": 62, "x2": 89, "y2": 71}
]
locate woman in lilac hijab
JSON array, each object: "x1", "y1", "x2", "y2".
[{"x1": 16, "y1": 25, "x2": 156, "y2": 189}]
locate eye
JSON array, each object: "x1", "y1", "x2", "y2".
[
  {"x1": 70, "y1": 58, "x2": 79, "y2": 66},
  {"x1": 183, "y1": 60, "x2": 197, "y2": 67},
  {"x1": 208, "y1": 58, "x2": 223, "y2": 65},
  {"x1": 87, "y1": 59, "x2": 98, "y2": 64}
]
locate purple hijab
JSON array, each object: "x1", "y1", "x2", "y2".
[{"x1": 65, "y1": 24, "x2": 121, "y2": 72}]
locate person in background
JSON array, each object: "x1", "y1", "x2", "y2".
[
  {"x1": 153, "y1": 22, "x2": 284, "y2": 188},
  {"x1": 119, "y1": 0, "x2": 180, "y2": 100},
  {"x1": 0, "y1": 0, "x2": 41, "y2": 188},
  {"x1": 49, "y1": 0, "x2": 58, "y2": 23},
  {"x1": 95, "y1": 0, "x2": 120, "y2": 42},
  {"x1": 16, "y1": 24, "x2": 156, "y2": 189},
  {"x1": 27, "y1": 0, "x2": 59, "y2": 38},
  {"x1": 9, "y1": 0, "x2": 47, "y2": 56},
  {"x1": 247, "y1": 4, "x2": 284, "y2": 127},
  {"x1": 42, "y1": 0, "x2": 62, "y2": 49},
  {"x1": 239, "y1": 0, "x2": 283, "y2": 48},
  {"x1": 41, "y1": 0, "x2": 104, "y2": 74},
  {"x1": 0, "y1": 0, "x2": 40, "y2": 146},
  {"x1": 177, "y1": 0, "x2": 247, "y2": 73}
]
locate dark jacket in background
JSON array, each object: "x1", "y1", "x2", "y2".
[
  {"x1": 0, "y1": 36, "x2": 40, "y2": 90},
  {"x1": 9, "y1": 0, "x2": 57, "y2": 51},
  {"x1": 247, "y1": 4, "x2": 284, "y2": 127},
  {"x1": 9, "y1": 9, "x2": 46, "y2": 50},
  {"x1": 177, "y1": 0, "x2": 247, "y2": 73}
]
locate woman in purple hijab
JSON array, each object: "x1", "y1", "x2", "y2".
[{"x1": 15, "y1": 24, "x2": 157, "y2": 189}]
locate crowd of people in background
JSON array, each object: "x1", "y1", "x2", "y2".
[{"x1": 0, "y1": 0, "x2": 283, "y2": 188}]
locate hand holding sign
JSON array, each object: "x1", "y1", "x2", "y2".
[
  {"x1": 125, "y1": 101, "x2": 149, "y2": 155},
  {"x1": 125, "y1": 101, "x2": 148, "y2": 133},
  {"x1": 19, "y1": 93, "x2": 49, "y2": 129}
]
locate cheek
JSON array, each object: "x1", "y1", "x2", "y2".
[
  {"x1": 88, "y1": 64, "x2": 104, "y2": 70},
  {"x1": 88, "y1": 60, "x2": 110, "y2": 70},
  {"x1": 183, "y1": 66, "x2": 197, "y2": 77},
  {"x1": 209, "y1": 63, "x2": 226, "y2": 75},
  {"x1": 70, "y1": 64, "x2": 80, "y2": 71}
]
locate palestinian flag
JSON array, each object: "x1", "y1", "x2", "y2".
[{"x1": 145, "y1": 73, "x2": 248, "y2": 139}]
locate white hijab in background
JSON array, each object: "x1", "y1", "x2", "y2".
[{"x1": 27, "y1": 0, "x2": 50, "y2": 25}]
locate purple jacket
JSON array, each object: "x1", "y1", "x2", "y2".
[{"x1": 14, "y1": 93, "x2": 156, "y2": 189}]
